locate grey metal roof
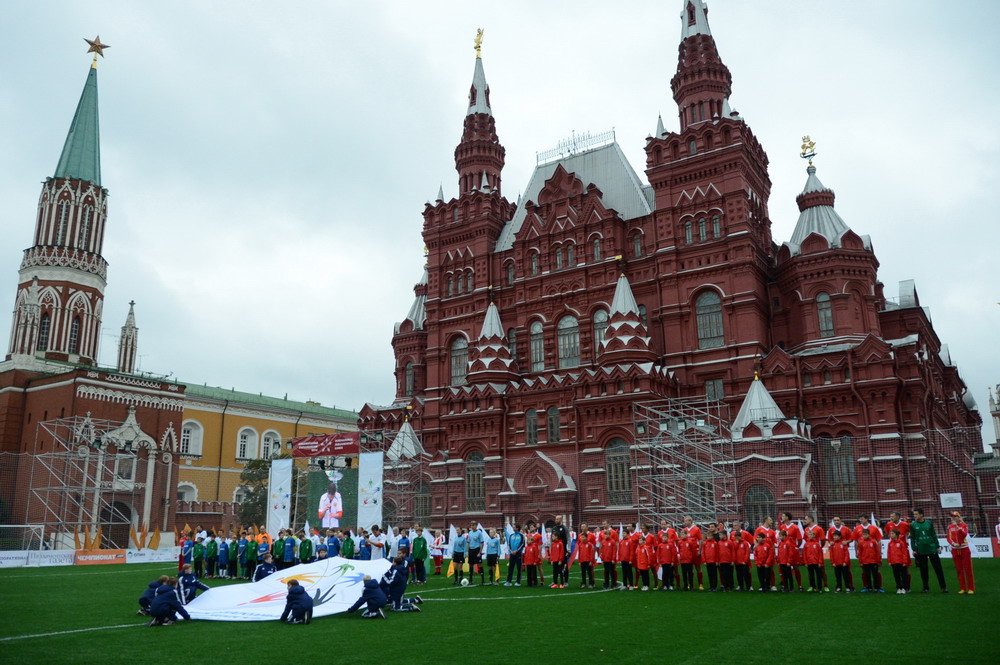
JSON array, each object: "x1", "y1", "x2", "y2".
[
  {"x1": 732, "y1": 376, "x2": 786, "y2": 433},
  {"x1": 680, "y1": 0, "x2": 713, "y2": 40},
  {"x1": 610, "y1": 273, "x2": 639, "y2": 315},
  {"x1": 398, "y1": 266, "x2": 428, "y2": 331},
  {"x1": 478, "y1": 302, "x2": 505, "y2": 339},
  {"x1": 495, "y1": 142, "x2": 651, "y2": 252},
  {"x1": 785, "y1": 166, "x2": 866, "y2": 256},
  {"x1": 468, "y1": 57, "x2": 491, "y2": 116}
]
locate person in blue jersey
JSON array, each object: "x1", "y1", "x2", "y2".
[
  {"x1": 257, "y1": 536, "x2": 271, "y2": 563},
  {"x1": 467, "y1": 521, "x2": 485, "y2": 585},
  {"x1": 217, "y1": 536, "x2": 230, "y2": 579},
  {"x1": 237, "y1": 532, "x2": 249, "y2": 578},
  {"x1": 279, "y1": 579, "x2": 314, "y2": 624},
  {"x1": 484, "y1": 528, "x2": 502, "y2": 585},
  {"x1": 254, "y1": 553, "x2": 278, "y2": 582},
  {"x1": 380, "y1": 556, "x2": 424, "y2": 612},
  {"x1": 504, "y1": 524, "x2": 525, "y2": 587},
  {"x1": 326, "y1": 529, "x2": 341, "y2": 557},
  {"x1": 181, "y1": 536, "x2": 194, "y2": 568},
  {"x1": 451, "y1": 527, "x2": 467, "y2": 585},
  {"x1": 346, "y1": 575, "x2": 388, "y2": 619},
  {"x1": 138, "y1": 575, "x2": 170, "y2": 615},
  {"x1": 148, "y1": 578, "x2": 191, "y2": 626},
  {"x1": 178, "y1": 563, "x2": 210, "y2": 604},
  {"x1": 397, "y1": 531, "x2": 411, "y2": 560}
]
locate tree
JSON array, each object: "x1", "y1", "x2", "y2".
[{"x1": 237, "y1": 458, "x2": 270, "y2": 528}]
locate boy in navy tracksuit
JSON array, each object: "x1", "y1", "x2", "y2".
[
  {"x1": 149, "y1": 578, "x2": 191, "y2": 626},
  {"x1": 179, "y1": 564, "x2": 210, "y2": 604},
  {"x1": 346, "y1": 575, "x2": 388, "y2": 619},
  {"x1": 279, "y1": 579, "x2": 314, "y2": 624},
  {"x1": 380, "y1": 556, "x2": 424, "y2": 612},
  {"x1": 137, "y1": 575, "x2": 169, "y2": 615},
  {"x1": 254, "y1": 554, "x2": 278, "y2": 582}
]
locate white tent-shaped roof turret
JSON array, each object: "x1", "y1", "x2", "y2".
[
  {"x1": 784, "y1": 164, "x2": 872, "y2": 256},
  {"x1": 467, "y1": 301, "x2": 519, "y2": 381},
  {"x1": 386, "y1": 419, "x2": 425, "y2": 462},
  {"x1": 731, "y1": 374, "x2": 810, "y2": 442},
  {"x1": 599, "y1": 273, "x2": 656, "y2": 363},
  {"x1": 395, "y1": 266, "x2": 428, "y2": 334}
]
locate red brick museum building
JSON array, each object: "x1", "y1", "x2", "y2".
[{"x1": 360, "y1": 1, "x2": 985, "y2": 530}]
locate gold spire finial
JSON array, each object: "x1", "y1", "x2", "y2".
[
  {"x1": 84, "y1": 36, "x2": 110, "y2": 69},
  {"x1": 800, "y1": 135, "x2": 817, "y2": 167},
  {"x1": 753, "y1": 370, "x2": 759, "y2": 381},
  {"x1": 474, "y1": 28, "x2": 484, "y2": 58}
]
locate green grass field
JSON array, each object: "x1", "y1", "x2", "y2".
[{"x1": 1, "y1": 560, "x2": 998, "y2": 664}]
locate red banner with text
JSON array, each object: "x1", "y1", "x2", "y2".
[{"x1": 292, "y1": 432, "x2": 359, "y2": 458}]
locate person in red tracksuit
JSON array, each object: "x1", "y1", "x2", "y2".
[
  {"x1": 734, "y1": 533, "x2": 752, "y2": 591},
  {"x1": 753, "y1": 533, "x2": 774, "y2": 592},
  {"x1": 886, "y1": 529, "x2": 911, "y2": 594},
  {"x1": 854, "y1": 515, "x2": 883, "y2": 590},
  {"x1": 856, "y1": 530, "x2": 883, "y2": 592},
  {"x1": 755, "y1": 517, "x2": 777, "y2": 590},
  {"x1": 523, "y1": 529, "x2": 541, "y2": 587},
  {"x1": 827, "y1": 517, "x2": 854, "y2": 590},
  {"x1": 617, "y1": 527, "x2": 635, "y2": 590},
  {"x1": 598, "y1": 526, "x2": 618, "y2": 589},
  {"x1": 828, "y1": 531, "x2": 851, "y2": 593},
  {"x1": 802, "y1": 530, "x2": 824, "y2": 592},
  {"x1": 656, "y1": 532, "x2": 678, "y2": 592},
  {"x1": 635, "y1": 538, "x2": 654, "y2": 590},
  {"x1": 576, "y1": 528, "x2": 596, "y2": 589},
  {"x1": 702, "y1": 531, "x2": 720, "y2": 591},
  {"x1": 717, "y1": 531, "x2": 735, "y2": 591},
  {"x1": 677, "y1": 529, "x2": 697, "y2": 591},
  {"x1": 778, "y1": 513, "x2": 803, "y2": 591},
  {"x1": 548, "y1": 534, "x2": 566, "y2": 589},
  {"x1": 947, "y1": 512, "x2": 975, "y2": 594},
  {"x1": 802, "y1": 516, "x2": 828, "y2": 591},
  {"x1": 777, "y1": 531, "x2": 797, "y2": 592},
  {"x1": 682, "y1": 517, "x2": 705, "y2": 589}
]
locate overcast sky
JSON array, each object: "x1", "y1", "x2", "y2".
[{"x1": 1, "y1": 1, "x2": 998, "y2": 444}]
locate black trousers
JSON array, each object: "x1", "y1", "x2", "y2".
[
  {"x1": 414, "y1": 558, "x2": 426, "y2": 583},
  {"x1": 833, "y1": 565, "x2": 849, "y2": 591},
  {"x1": 720, "y1": 562, "x2": 734, "y2": 590},
  {"x1": 756, "y1": 566, "x2": 772, "y2": 591},
  {"x1": 639, "y1": 568, "x2": 650, "y2": 588},
  {"x1": 526, "y1": 564, "x2": 537, "y2": 586},
  {"x1": 621, "y1": 562, "x2": 634, "y2": 588},
  {"x1": 660, "y1": 564, "x2": 674, "y2": 588},
  {"x1": 706, "y1": 563, "x2": 718, "y2": 590},
  {"x1": 680, "y1": 563, "x2": 694, "y2": 590},
  {"x1": 915, "y1": 553, "x2": 947, "y2": 591},
  {"x1": 506, "y1": 552, "x2": 522, "y2": 584},
  {"x1": 735, "y1": 564, "x2": 751, "y2": 590},
  {"x1": 580, "y1": 561, "x2": 594, "y2": 585},
  {"x1": 807, "y1": 564, "x2": 821, "y2": 590},
  {"x1": 780, "y1": 564, "x2": 793, "y2": 591},
  {"x1": 603, "y1": 561, "x2": 615, "y2": 587},
  {"x1": 551, "y1": 562, "x2": 563, "y2": 585},
  {"x1": 891, "y1": 563, "x2": 909, "y2": 591},
  {"x1": 862, "y1": 563, "x2": 881, "y2": 589}
]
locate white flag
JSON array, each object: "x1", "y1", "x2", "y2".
[{"x1": 266, "y1": 459, "x2": 293, "y2": 538}]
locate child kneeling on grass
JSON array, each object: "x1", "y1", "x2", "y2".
[
  {"x1": 149, "y1": 578, "x2": 191, "y2": 626},
  {"x1": 179, "y1": 563, "x2": 210, "y2": 604},
  {"x1": 346, "y1": 575, "x2": 388, "y2": 619},
  {"x1": 137, "y1": 575, "x2": 169, "y2": 616},
  {"x1": 380, "y1": 556, "x2": 424, "y2": 612},
  {"x1": 279, "y1": 579, "x2": 314, "y2": 624}
]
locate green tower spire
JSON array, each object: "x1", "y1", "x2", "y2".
[{"x1": 53, "y1": 66, "x2": 101, "y2": 186}]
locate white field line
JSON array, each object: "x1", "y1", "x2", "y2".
[
  {"x1": 0, "y1": 623, "x2": 144, "y2": 642},
  {"x1": 0, "y1": 566, "x2": 176, "y2": 579}
]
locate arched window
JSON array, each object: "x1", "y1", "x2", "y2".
[
  {"x1": 177, "y1": 483, "x2": 198, "y2": 502},
  {"x1": 566, "y1": 243, "x2": 575, "y2": 266},
  {"x1": 698, "y1": 217, "x2": 707, "y2": 242},
  {"x1": 506, "y1": 263, "x2": 515, "y2": 286},
  {"x1": 546, "y1": 406, "x2": 560, "y2": 443},
  {"x1": 180, "y1": 420, "x2": 204, "y2": 456},
  {"x1": 684, "y1": 221, "x2": 693, "y2": 244},
  {"x1": 404, "y1": 363, "x2": 416, "y2": 396},
  {"x1": 456, "y1": 275, "x2": 463, "y2": 295},
  {"x1": 529, "y1": 252, "x2": 539, "y2": 276},
  {"x1": 605, "y1": 438, "x2": 632, "y2": 505},
  {"x1": 465, "y1": 451, "x2": 485, "y2": 512},
  {"x1": 55, "y1": 203, "x2": 69, "y2": 245},
  {"x1": 466, "y1": 272, "x2": 474, "y2": 293},
  {"x1": 233, "y1": 486, "x2": 249, "y2": 504},
  {"x1": 525, "y1": 409, "x2": 538, "y2": 445},
  {"x1": 261, "y1": 431, "x2": 281, "y2": 459},
  {"x1": 68, "y1": 316, "x2": 81, "y2": 355},
  {"x1": 37, "y1": 312, "x2": 51, "y2": 352},
  {"x1": 743, "y1": 485, "x2": 774, "y2": 528},
  {"x1": 530, "y1": 321, "x2": 544, "y2": 372},
  {"x1": 632, "y1": 234, "x2": 643, "y2": 257},
  {"x1": 450, "y1": 337, "x2": 469, "y2": 386},
  {"x1": 592, "y1": 237, "x2": 602, "y2": 261},
  {"x1": 712, "y1": 214, "x2": 721, "y2": 238},
  {"x1": 555, "y1": 247, "x2": 564, "y2": 270},
  {"x1": 237, "y1": 427, "x2": 258, "y2": 460},
  {"x1": 695, "y1": 291, "x2": 724, "y2": 349},
  {"x1": 689, "y1": 139, "x2": 697, "y2": 155},
  {"x1": 593, "y1": 309, "x2": 609, "y2": 355},
  {"x1": 817, "y1": 292, "x2": 834, "y2": 338},
  {"x1": 638, "y1": 305, "x2": 648, "y2": 329},
  {"x1": 446, "y1": 276, "x2": 454, "y2": 297},
  {"x1": 557, "y1": 316, "x2": 580, "y2": 368},
  {"x1": 79, "y1": 206, "x2": 93, "y2": 250},
  {"x1": 823, "y1": 436, "x2": 857, "y2": 500},
  {"x1": 507, "y1": 328, "x2": 518, "y2": 364}
]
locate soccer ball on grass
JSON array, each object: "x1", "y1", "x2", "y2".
[{"x1": 461, "y1": 578, "x2": 470, "y2": 586}]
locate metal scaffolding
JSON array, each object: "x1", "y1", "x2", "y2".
[
  {"x1": 632, "y1": 397, "x2": 738, "y2": 527},
  {"x1": 25, "y1": 412, "x2": 155, "y2": 549},
  {"x1": 359, "y1": 420, "x2": 430, "y2": 527}
]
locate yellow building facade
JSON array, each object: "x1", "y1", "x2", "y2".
[{"x1": 176, "y1": 384, "x2": 357, "y2": 503}]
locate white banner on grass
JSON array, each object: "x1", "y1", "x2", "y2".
[
  {"x1": 126, "y1": 547, "x2": 182, "y2": 564},
  {"x1": 357, "y1": 452, "x2": 384, "y2": 530},
  {"x1": 185, "y1": 556, "x2": 391, "y2": 621},
  {"x1": 266, "y1": 458, "x2": 294, "y2": 538}
]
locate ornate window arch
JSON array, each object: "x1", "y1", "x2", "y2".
[
  {"x1": 684, "y1": 220, "x2": 693, "y2": 244},
  {"x1": 605, "y1": 438, "x2": 632, "y2": 505},
  {"x1": 632, "y1": 233, "x2": 643, "y2": 257},
  {"x1": 557, "y1": 316, "x2": 580, "y2": 368},
  {"x1": 525, "y1": 409, "x2": 538, "y2": 445},
  {"x1": 592, "y1": 237, "x2": 602, "y2": 261},
  {"x1": 506, "y1": 262, "x2": 515, "y2": 286},
  {"x1": 261, "y1": 430, "x2": 282, "y2": 459},
  {"x1": 79, "y1": 205, "x2": 94, "y2": 250},
  {"x1": 566, "y1": 242, "x2": 575, "y2": 266},
  {"x1": 712, "y1": 213, "x2": 722, "y2": 238},
  {"x1": 817, "y1": 292, "x2": 834, "y2": 338},
  {"x1": 450, "y1": 336, "x2": 469, "y2": 386},
  {"x1": 695, "y1": 290, "x2": 724, "y2": 349},
  {"x1": 233, "y1": 486, "x2": 249, "y2": 504},
  {"x1": 68, "y1": 316, "x2": 81, "y2": 355},
  {"x1": 180, "y1": 420, "x2": 204, "y2": 456},
  {"x1": 529, "y1": 251, "x2": 539, "y2": 276},
  {"x1": 237, "y1": 427, "x2": 259, "y2": 460},
  {"x1": 177, "y1": 482, "x2": 198, "y2": 502},
  {"x1": 546, "y1": 406, "x2": 560, "y2": 443},
  {"x1": 38, "y1": 312, "x2": 51, "y2": 352},
  {"x1": 529, "y1": 320, "x2": 545, "y2": 372},
  {"x1": 554, "y1": 246, "x2": 564, "y2": 270},
  {"x1": 404, "y1": 362, "x2": 416, "y2": 396},
  {"x1": 465, "y1": 451, "x2": 485, "y2": 512}
]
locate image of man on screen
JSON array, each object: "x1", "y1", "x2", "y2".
[{"x1": 318, "y1": 483, "x2": 343, "y2": 528}]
